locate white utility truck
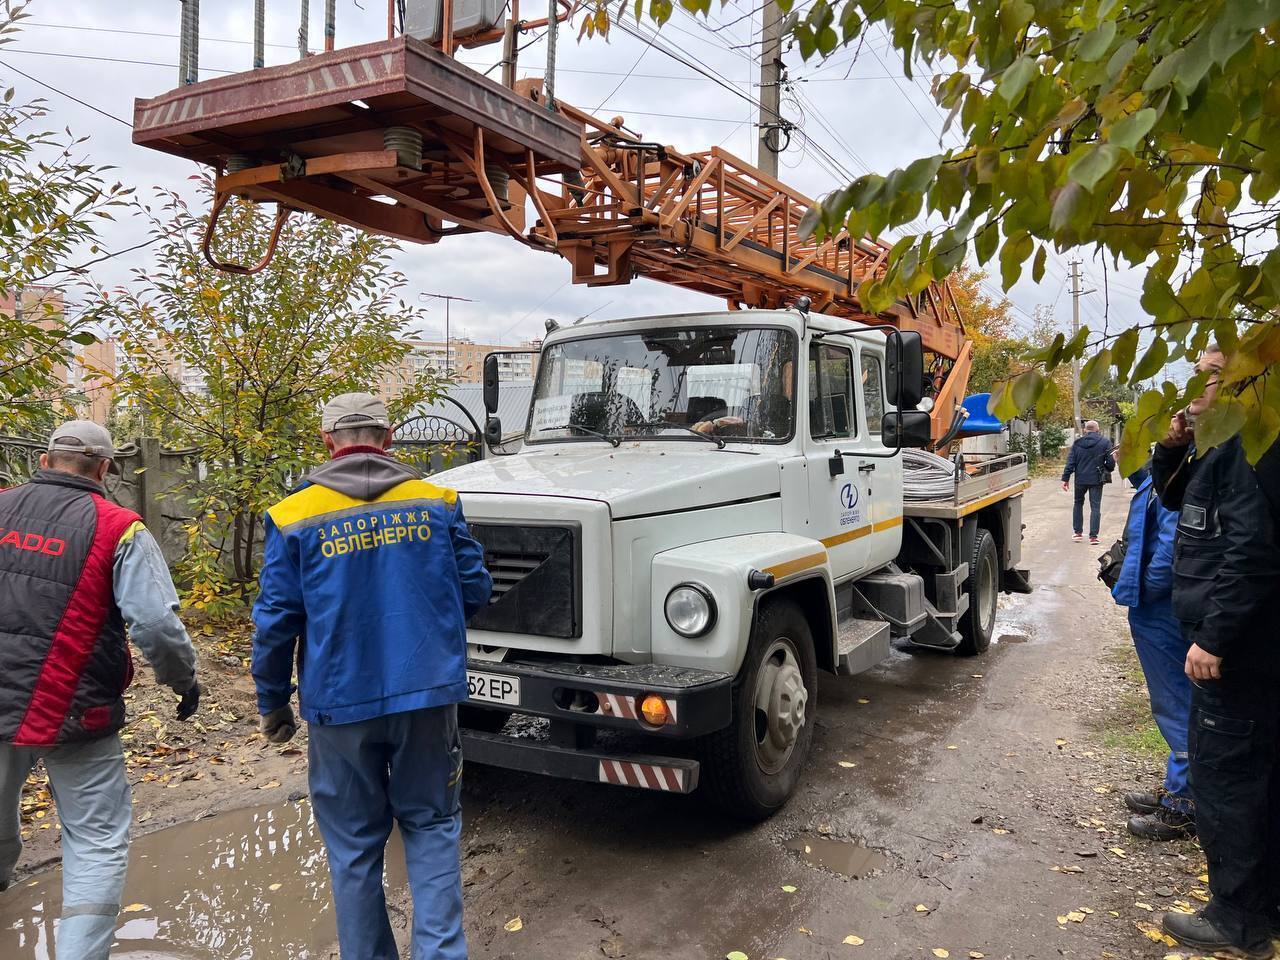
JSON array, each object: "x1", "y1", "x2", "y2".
[{"x1": 439, "y1": 306, "x2": 1031, "y2": 819}]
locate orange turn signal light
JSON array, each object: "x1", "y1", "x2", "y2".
[{"x1": 639, "y1": 694, "x2": 671, "y2": 727}]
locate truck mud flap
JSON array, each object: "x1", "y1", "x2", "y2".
[
  {"x1": 462, "y1": 729, "x2": 700, "y2": 794},
  {"x1": 1001, "y1": 566, "x2": 1033, "y2": 594}
]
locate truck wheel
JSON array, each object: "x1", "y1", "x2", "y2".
[
  {"x1": 458, "y1": 705, "x2": 508, "y2": 733},
  {"x1": 957, "y1": 529, "x2": 998, "y2": 656},
  {"x1": 699, "y1": 599, "x2": 817, "y2": 821}
]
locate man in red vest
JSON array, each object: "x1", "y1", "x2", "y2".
[{"x1": 0, "y1": 421, "x2": 200, "y2": 960}]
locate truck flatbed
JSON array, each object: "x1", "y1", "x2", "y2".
[{"x1": 902, "y1": 453, "x2": 1030, "y2": 520}]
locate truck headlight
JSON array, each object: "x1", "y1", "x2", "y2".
[{"x1": 664, "y1": 583, "x2": 716, "y2": 638}]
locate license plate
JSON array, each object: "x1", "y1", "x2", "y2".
[{"x1": 467, "y1": 671, "x2": 520, "y2": 706}]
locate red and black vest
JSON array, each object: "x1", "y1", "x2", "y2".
[{"x1": 0, "y1": 470, "x2": 141, "y2": 746}]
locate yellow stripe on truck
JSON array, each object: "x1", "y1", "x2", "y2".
[
  {"x1": 819, "y1": 515, "x2": 902, "y2": 549},
  {"x1": 764, "y1": 551, "x2": 828, "y2": 580}
]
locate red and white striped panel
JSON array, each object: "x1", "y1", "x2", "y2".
[
  {"x1": 595, "y1": 692, "x2": 679, "y2": 724},
  {"x1": 598, "y1": 760, "x2": 686, "y2": 792}
]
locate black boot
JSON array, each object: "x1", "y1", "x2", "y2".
[
  {"x1": 1128, "y1": 805, "x2": 1196, "y2": 841},
  {"x1": 1124, "y1": 789, "x2": 1161, "y2": 815},
  {"x1": 1162, "y1": 910, "x2": 1275, "y2": 959}
]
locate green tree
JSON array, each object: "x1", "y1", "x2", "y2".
[
  {"x1": 0, "y1": 2, "x2": 130, "y2": 433},
  {"x1": 105, "y1": 185, "x2": 445, "y2": 608},
  {"x1": 613, "y1": 0, "x2": 1280, "y2": 470}
]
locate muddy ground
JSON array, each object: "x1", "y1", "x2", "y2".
[{"x1": 2, "y1": 477, "x2": 1227, "y2": 959}]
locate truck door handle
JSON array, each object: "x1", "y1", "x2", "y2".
[
  {"x1": 858, "y1": 463, "x2": 876, "y2": 473},
  {"x1": 829, "y1": 450, "x2": 845, "y2": 477}
]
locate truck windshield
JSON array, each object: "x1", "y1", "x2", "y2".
[{"x1": 527, "y1": 326, "x2": 796, "y2": 444}]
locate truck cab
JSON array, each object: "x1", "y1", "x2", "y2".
[{"x1": 435, "y1": 307, "x2": 1028, "y2": 819}]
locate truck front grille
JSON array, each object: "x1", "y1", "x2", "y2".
[{"x1": 467, "y1": 523, "x2": 581, "y2": 639}]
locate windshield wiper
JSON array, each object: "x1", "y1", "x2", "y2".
[
  {"x1": 567, "y1": 422, "x2": 621, "y2": 447},
  {"x1": 635, "y1": 420, "x2": 726, "y2": 449}
]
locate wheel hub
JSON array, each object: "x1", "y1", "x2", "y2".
[{"x1": 754, "y1": 639, "x2": 808, "y2": 774}]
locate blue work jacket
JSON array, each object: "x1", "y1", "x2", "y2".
[
  {"x1": 252, "y1": 451, "x2": 492, "y2": 725},
  {"x1": 1112, "y1": 475, "x2": 1178, "y2": 609}
]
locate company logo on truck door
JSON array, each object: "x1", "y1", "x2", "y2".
[{"x1": 838, "y1": 482, "x2": 864, "y2": 527}]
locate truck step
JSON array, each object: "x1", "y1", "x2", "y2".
[{"x1": 835, "y1": 616, "x2": 891, "y2": 676}]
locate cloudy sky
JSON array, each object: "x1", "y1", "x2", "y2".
[{"x1": 3, "y1": 0, "x2": 1145, "y2": 346}]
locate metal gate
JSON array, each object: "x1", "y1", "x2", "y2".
[{"x1": 391, "y1": 398, "x2": 482, "y2": 475}]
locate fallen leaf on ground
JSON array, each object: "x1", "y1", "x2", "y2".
[
  {"x1": 915, "y1": 904, "x2": 931, "y2": 913},
  {"x1": 1109, "y1": 847, "x2": 1127, "y2": 858},
  {"x1": 1065, "y1": 911, "x2": 1086, "y2": 922},
  {"x1": 970, "y1": 674, "x2": 983, "y2": 678},
  {"x1": 1190, "y1": 889, "x2": 1210, "y2": 902},
  {"x1": 121, "y1": 904, "x2": 148, "y2": 913},
  {"x1": 842, "y1": 935, "x2": 864, "y2": 945},
  {"x1": 781, "y1": 885, "x2": 797, "y2": 893},
  {"x1": 259, "y1": 780, "x2": 281, "y2": 790},
  {"x1": 837, "y1": 761, "x2": 856, "y2": 768},
  {"x1": 726, "y1": 953, "x2": 748, "y2": 960},
  {"x1": 1056, "y1": 916, "x2": 1070, "y2": 925},
  {"x1": 1135, "y1": 921, "x2": 1177, "y2": 947},
  {"x1": 504, "y1": 917, "x2": 523, "y2": 933},
  {"x1": 856, "y1": 698, "x2": 870, "y2": 705},
  {"x1": 268, "y1": 883, "x2": 282, "y2": 891},
  {"x1": 1135, "y1": 902, "x2": 1153, "y2": 911},
  {"x1": 1055, "y1": 738, "x2": 1068, "y2": 746},
  {"x1": 991, "y1": 828, "x2": 1009, "y2": 835},
  {"x1": 932, "y1": 950, "x2": 949, "y2": 958},
  {"x1": 968, "y1": 953, "x2": 985, "y2": 959},
  {"x1": 1051, "y1": 865, "x2": 1083, "y2": 874}
]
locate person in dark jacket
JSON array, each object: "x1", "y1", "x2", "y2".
[
  {"x1": 1062, "y1": 420, "x2": 1116, "y2": 545},
  {"x1": 0, "y1": 421, "x2": 199, "y2": 960},
  {"x1": 1111, "y1": 470, "x2": 1194, "y2": 840},
  {"x1": 252, "y1": 393, "x2": 492, "y2": 960},
  {"x1": 1152, "y1": 345, "x2": 1280, "y2": 959}
]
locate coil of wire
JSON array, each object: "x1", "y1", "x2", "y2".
[{"x1": 902, "y1": 448, "x2": 957, "y2": 500}]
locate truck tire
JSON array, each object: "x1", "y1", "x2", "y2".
[
  {"x1": 957, "y1": 528, "x2": 998, "y2": 656},
  {"x1": 699, "y1": 598, "x2": 817, "y2": 821},
  {"x1": 458, "y1": 705, "x2": 508, "y2": 733}
]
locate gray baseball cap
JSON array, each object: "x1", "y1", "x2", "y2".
[
  {"x1": 48, "y1": 420, "x2": 116, "y2": 459},
  {"x1": 321, "y1": 392, "x2": 391, "y2": 432}
]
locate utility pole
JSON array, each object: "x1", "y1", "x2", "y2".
[
  {"x1": 420, "y1": 293, "x2": 474, "y2": 376},
  {"x1": 1069, "y1": 259, "x2": 1084, "y2": 434},
  {"x1": 757, "y1": 0, "x2": 783, "y2": 177}
]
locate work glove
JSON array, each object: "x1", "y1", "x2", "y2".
[
  {"x1": 176, "y1": 682, "x2": 202, "y2": 721},
  {"x1": 261, "y1": 705, "x2": 297, "y2": 744}
]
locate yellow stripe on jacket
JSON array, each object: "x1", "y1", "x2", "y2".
[{"x1": 267, "y1": 478, "x2": 459, "y2": 533}]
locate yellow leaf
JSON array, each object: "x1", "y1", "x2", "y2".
[
  {"x1": 932, "y1": 950, "x2": 949, "y2": 959},
  {"x1": 843, "y1": 935, "x2": 865, "y2": 945},
  {"x1": 1197, "y1": 873, "x2": 1209, "y2": 883},
  {"x1": 1134, "y1": 902, "x2": 1153, "y2": 911},
  {"x1": 856, "y1": 698, "x2": 870, "y2": 704},
  {"x1": 504, "y1": 917, "x2": 523, "y2": 933},
  {"x1": 259, "y1": 780, "x2": 281, "y2": 790},
  {"x1": 121, "y1": 903, "x2": 148, "y2": 913},
  {"x1": 1056, "y1": 916, "x2": 1070, "y2": 925},
  {"x1": 915, "y1": 904, "x2": 931, "y2": 913},
  {"x1": 1065, "y1": 911, "x2": 1086, "y2": 922},
  {"x1": 838, "y1": 761, "x2": 856, "y2": 768},
  {"x1": 969, "y1": 954, "x2": 985, "y2": 959},
  {"x1": 992, "y1": 828, "x2": 1009, "y2": 835},
  {"x1": 1135, "y1": 921, "x2": 1177, "y2": 947},
  {"x1": 1054, "y1": 738, "x2": 1067, "y2": 746},
  {"x1": 726, "y1": 953, "x2": 749, "y2": 960},
  {"x1": 946, "y1": 745, "x2": 958, "y2": 750},
  {"x1": 268, "y1": 883, "x2": 282, "y2": 891},
  {"x1": 1109, "y1": 847, "x2": 1127, "y2": 858},
  {"x1": 781, "y1": 885, "x2": 797, "y2": 893}
]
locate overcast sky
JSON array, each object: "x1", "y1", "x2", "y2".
[{"x1": 3, "y1": 0, "x2": 1146, "y2": 346}]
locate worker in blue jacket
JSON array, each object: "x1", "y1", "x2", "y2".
[
  {"x1": 1111, "y1": 468, "x2": 1194, "y2": 841},
  {"x1": 252, "y1": 393, "x2": 492, "y2": 960}
]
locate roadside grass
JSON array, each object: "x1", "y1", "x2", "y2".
[{"x1": 1097, "y1": 644, "x2": 1170, "y2": 764}]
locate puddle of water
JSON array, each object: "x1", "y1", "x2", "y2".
[
  {"x1": 995, "y1": 633, "x2": 1029, "y2": 644},
  {"x1": 0, "y1": 800, "x2": 406, "y2": 960},
  {"x1": 783, "y1": 835, "x2": 888, "y2": 878}
]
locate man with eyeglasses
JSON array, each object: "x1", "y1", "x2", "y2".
[{"x1": 1152, "y1": 344, "x2": 1280, "y2": 959}]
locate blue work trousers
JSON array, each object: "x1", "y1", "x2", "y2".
[
  {"x1": 1129, "y1": 601, "x2": 1193, "y2": 812},
  {"x1": 308, "y1": 704, "x2": 466, "y2": 960},
  {"x1": 0, "y1": 735, "x2": 132, "y2": 960},
  {"x1": 1073, "y1": 483, "x2": 1105, "y2": 538}
]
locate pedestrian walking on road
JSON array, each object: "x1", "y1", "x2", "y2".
[
  {"x1": 1110, "y1": 469, "x2": 1195, "y2": 840},
  {"x1": 0, "y1": 421, "x2": 200, "y2": 960},
  {"x1": 252, "y1": 393, "x2": 492, "y2": 960},
  {"x1": 1062, "y1": 420, "x2": 1115, "y2": 545},
  {"x1": 1153, "y1": 345, "x2": 1280, "y2": 960}
]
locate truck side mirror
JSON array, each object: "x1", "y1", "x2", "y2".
[
  {"x1": 882, "y1": 410, "x2": 932, "y2": 448},
  {"x1": 886, "y1": 330, "x2": 924, "y2": 410},
  {"x1": 483, "y1": 353, "x2": 500, "y2": 415},
  {"x1": 484, "y1": 416, "x2": 503, "y2": 448}
]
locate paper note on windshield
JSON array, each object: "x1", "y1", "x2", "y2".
[{"x1": 531, "y1": 395, "x2": 573, "y2": 432}]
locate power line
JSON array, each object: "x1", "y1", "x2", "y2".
[
  {"x1": 4, "y1": 47, "x2": 238, "y2": 75},
  {"x1": 0, "y1": 58, "x2": 132, "y2": 127},
  {"x1": 23, "y1": 20, "x2": 314, "y2": 52}
]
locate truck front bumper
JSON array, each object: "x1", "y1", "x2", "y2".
[{"x1": 462, "y1": 658, "x2": 733, "y2": 794}]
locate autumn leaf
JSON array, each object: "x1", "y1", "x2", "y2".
[
  {"x1": 843, "y1": 934, "x2": 865, "y2": 945},
  {"x1": 932, "y1": 950, "x2": 950, "y2": 959},
  {"x1": 121, "y1": 903, "x2": 149, "y2": 913},
  {"x1": 504, "y1": 917, "x2": 524, "y2": 933},
  {"x1": 781, "y1": 885, "x2": 797, "y2": 893},
  {"x1": 838, "y1": 760, "x2": 856, "y2": 768},
  {"x1": 915, "y1": 903, "x2": 931, "y2": 913}
]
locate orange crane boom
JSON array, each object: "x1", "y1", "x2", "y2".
[{"x1": 132, "y1": 33, "x2": 971, "y2": 440}]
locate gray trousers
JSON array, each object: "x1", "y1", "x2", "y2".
[{"x1": 0, "y1": 735, "x2": 131, "y2": 960}]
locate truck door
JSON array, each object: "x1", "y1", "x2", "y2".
[
  {"x1": 856, "y1": 342, "x2": 904, "y2": 567},
  {"x1": 805, "y1": 338, "x2": 873, "y2": 579}
]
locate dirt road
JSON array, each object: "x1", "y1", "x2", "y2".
[{"x1": 2, "y1": 477, "x2": 1212, "y2": 959}]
